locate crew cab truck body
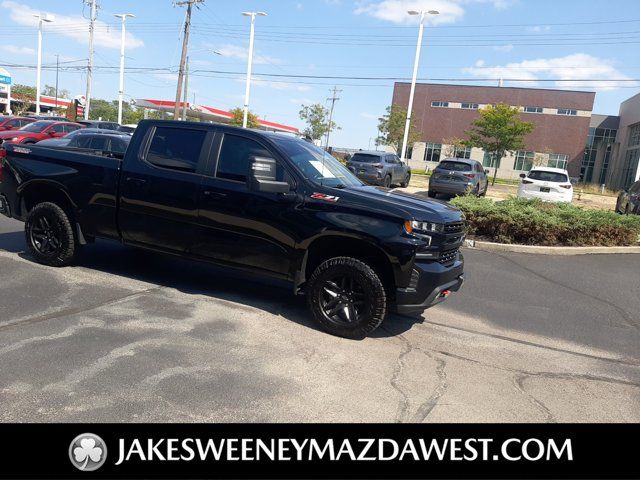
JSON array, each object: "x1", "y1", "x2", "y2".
[{"x1": 0, "y1": 120, "x2": 464, "y2": 338}]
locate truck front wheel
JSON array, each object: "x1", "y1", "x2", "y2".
[
  {"x1": 25, "y1": 202, "x2": 78, "y2": 267},
  {"x1": 307, "y1": 256, "x2": 387, "y2": 339}
]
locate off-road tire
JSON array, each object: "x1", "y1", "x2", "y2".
[
  {"x1": 427, "y1": 190, "x2": 437, "y2": 198},
  {"x1": 25, "y1": 202, "x2": 78, "y2": 267},
  {"x1": 307, "y1": 256, "x2": 386, "y2": 339},
  {"x1": 400, "y1": 174, "x2": 411, "y2": 188}
]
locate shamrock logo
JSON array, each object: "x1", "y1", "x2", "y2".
[{"x1": 69, "y1": 434, "x2": 108, "y2": 472}]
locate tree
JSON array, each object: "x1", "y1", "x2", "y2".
[
  {"x1": 229, "y1": 107, "x2": 259, "y2": 128},
  {"x1": 88, "y1": 99, "x2": 118, "y2": 121},
  {"x1": 42, "y1": 84, "x2": 70, "y2": 99},
  {"x1": 11, "y1": 84, "x2": 36, "y2": 98},
  {"x1": 442, "y1": 137, "x2": 466, "y2": 158},
  {"x1": 376, "y1": 105, "x2": 420, "y2": 156},
  {"x1": 465, "y1": 103, "x2": 535, "y2": 185},
  {"x1": 299, "y1": 103, "x2": 338, "y2": 142}
]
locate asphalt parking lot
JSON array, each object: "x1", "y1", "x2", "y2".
[{"x1": 0, "y1": 214, "x2": 638, "y2": 422}]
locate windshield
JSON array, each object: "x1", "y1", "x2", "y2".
[
  {"x1": 438, "y1": 161, "x2": 472, "y2": 172},
  {"x1": 19, "y1": 121, "x2": 51, "y2": 133},
  {"x1": 273, "y1": 138, "x2": 363, "y2": 188},
  {"x1": 528, "y1": 171, "x2": 569, "y2": 182},
  {"x1": 350, "y1": 153, "x2": 382, "y2": 164}
]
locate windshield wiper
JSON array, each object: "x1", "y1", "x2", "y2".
[{"x1": 333, "y1": 183, "x2": 348, "y2": 189}]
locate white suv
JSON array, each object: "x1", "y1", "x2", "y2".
[{"x1": 517, "y1": 167, "x2": 573, "y2": 203}]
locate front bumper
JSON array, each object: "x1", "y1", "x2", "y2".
[{"x1": 393, "y1": 254, "x2": 464, "y2": 314}]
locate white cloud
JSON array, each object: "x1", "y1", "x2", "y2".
[
  {"x1": 527, "y1": 25, "x2": 551, "y2": 32},
  {"x1": 492, "y1": 44, "x2": 514, "y2": 52},
  {"x1": 216, "y1": 44, "x2": 282, "y2": 65},
  {"x1": 463, "y1": 53, "x2": 638, "y2": 91},
  {"x1": 353, "y1": 0, "x2": 515, "y2": 24},
  {"x1": 153, "y1": 72, "x2": 178, "y2": 83},
  {"x1": 360, "y1": 112, "x2": 380, "y2": 119},
  {"x1": 1, "y1": 0, "x2": 144, "y2": 49},
  {"x1": 0, "y1": 44, "x2": 35, "y2": 55}
]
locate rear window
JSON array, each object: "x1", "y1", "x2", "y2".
[
  {"x1": 350, "y1": 154, "x2": 382, "y2": 164},
  {"x1": 528, "y1": 171, "x2": 568, "y2": 183},
  {"x1": 438, "y1": 161, "x2": 472, "y2": 172}
]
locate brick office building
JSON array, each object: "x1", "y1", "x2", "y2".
[{"x1": 392, "y1": 82, "x2": 595, "y2": 180}]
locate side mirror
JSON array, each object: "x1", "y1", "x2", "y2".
[
  {"x1": 247, "y1": 156, "x2": 291, "y2": 194},
  {"x1": 484, "y1": 169, "x2": 489, "y2": 174},
  {"x1": 519, "y1": 173, "x2": 526, "y2": 179},
  {"x1": 49, "y1": 130, "x2": 56, "y2": 136}
]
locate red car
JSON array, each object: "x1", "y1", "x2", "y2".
[
  {"x1": 0, "y1": 116, "x2": 35, "y2": 131},
  {"x1": 0, "y1": 120, "x2": 83, "y2": 144}
]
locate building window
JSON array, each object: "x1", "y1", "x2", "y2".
[
  {"x1": 629, "y1": 123, "x2": 640, "y2": 147},
  {"x1": 453, "y1": 146, "x2": 472, "y2": 159},
  {"x1": 557, "y1": 108, "x2": 577, "y2": 116},
  {"x1": 524, "y1": 106, "x2": 543, "y2": 113},
  {"x1": 581, "y1": 127, "x2": 617, "y2": 183},
  {"x1": 424, "y1": 143, "x2": 442, "y2": 162},
  {"x1": 431, "y1": 101, "x2": 449, "y2": 108},
  {"x1": 461, "y1": 103, "x2": 479, "y2": 110},
  {"x1": 621, "y1": 148, "x2": 640, "y2": 188},
  {"x1": 514, "y1": 151, "x2": 534, "y2": 171},
  {"x1": 548, "y1": 153, "x2": 568, "y2": 169},
  {"x1": 482, "y1": 151, "x2": 499, "y2": 168}
]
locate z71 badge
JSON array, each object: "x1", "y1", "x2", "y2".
[{"x1": 310, "y1": 192, "x2": 340, "y2": 202}]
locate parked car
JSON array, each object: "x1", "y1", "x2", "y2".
[
  {"x1": 0, "y1": 120, "x2": 84, "y2": 145},
  {"x1": 26, "y1": 115, "x2": 68, "y2": 121},
  {"x1": 36, "y1": 128, "x2": 121, "y2": 147},
  {"x1": 428, "y1": 158, "x2": 489, "y2": 198},
  {"x1": 0, "y1": 120, "x2": 465, "y2": 338},
  {"x1": 346, "y1": 151, "x2": 411, "y2": 187},
  {"x1": 67, "y1": 132, "x2": 130, "y2": 157},
  {"x1": 0, "y1": 116, "x2": 35, "y2": 131},
  {"x1": 77, "y1": 120, "x2": 121, "y2": 131},
  {"x1": 517, "y1": 167, "x2": 573, "y2": 203},
  {"x1": 117, "y1": 124, "x2": 137, "y2": 134},
  {"x1": 615, "y1": 179, "x2": 640, "y2": 215}
]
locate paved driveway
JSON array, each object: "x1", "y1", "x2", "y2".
[{"x1": 0, "y1": 215, "x2": 638, "y2": 422}]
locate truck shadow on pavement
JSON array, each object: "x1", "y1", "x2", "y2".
[{"x1": 0, "y1": 232, "x2": 421, "y2": 338}]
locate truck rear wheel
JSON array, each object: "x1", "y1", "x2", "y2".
[
  {"x1": 307, "y1": 256, "x2": 386, "y2": 339},
  {"x1": 25, "y1": 202, "x2": 78, "y2": 267}
]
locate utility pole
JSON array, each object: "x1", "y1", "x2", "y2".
[
  {"x1": 174, "y1": 0, "x2": 203, "y2": 120},
  {"x1": 54, "y1": 54, "x2": 59, "y2": 109},
  {"x1": 115, "y1": 13, "x2": 135, "y2": 125},
  {"x1": 324, "y1": 86, "x2": 341, "y2": 151},
  {"x1": 84, "y1": 0, "x2": 97, "y2": 120},
  {"x1": 182, "y1": 56, "x2": 189, "y2": 121}
]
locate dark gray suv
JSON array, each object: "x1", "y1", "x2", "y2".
[
  {"x1": 616, "y1": 179, "x2": 640, "y2": 215},
  {"x1": 347, "y1": 151, "x2": 411, "y2": 188},
  {"x1": 428, "y1": 158, "x2": 489, "y2": 198}
]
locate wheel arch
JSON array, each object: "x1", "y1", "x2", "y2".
[{"x1": 18, "y1": 180, "x2": 77, "y2": 221}]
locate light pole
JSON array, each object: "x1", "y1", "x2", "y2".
[
  {"x1": 400, "y1": 9, "x2": 438, "y2": 162},
  {"x1": 34, "y1": 13, "x2": 54, "y2": 115},
  {"x1": 241, "y1": 11, "x2": 267, "y2": 128},
  {"x1": 114, "y1": 13, "x2": 135, "y2": 125}
]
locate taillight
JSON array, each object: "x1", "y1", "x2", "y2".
[
  {"x1": 463, "y1": 173, "x2": 474, "y2": 179},
  {"x1": 559, "y1": 184, "x2": 572, "y2": 189},
  {"x1": 374, "y1": 163, "x2": 383, "y2": 169},
  {"x1": 522, "y1": 179, "x2": 533, "y2": 184}
]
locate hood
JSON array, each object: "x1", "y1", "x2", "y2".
[
  {"x1": 0, "y1": 130, "x2": 31, "y2": 139},
  {"x1": 339, "y1": 185, "x2": 464, "y2": 223}
]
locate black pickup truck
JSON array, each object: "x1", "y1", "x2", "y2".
[{"x1": 0, "y1": 120, "x2": 464, "y2": 338}]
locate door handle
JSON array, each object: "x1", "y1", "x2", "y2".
[
  {"x1": 203, "y1": 190, "x2": 227, "y2": 199},
  {"x1": 125, "y1": 176, "x2": 147, "y2": 185}
]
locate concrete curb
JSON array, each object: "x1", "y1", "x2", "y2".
[{"x1": 463, "y1": 239, "x2": 640, "y2": 255}]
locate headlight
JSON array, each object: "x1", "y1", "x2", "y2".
[{"x1": 408, "y1": 220, "x2": 443, "y2": 233}]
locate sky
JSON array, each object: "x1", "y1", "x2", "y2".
[{"x1": 1, "y1": 0, "x2": 639, "y2": 148}]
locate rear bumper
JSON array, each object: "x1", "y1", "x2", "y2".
[
  {"x1": 517, "y1": 188, "x2": 572, "y2": 203},
  {"x1": 429, "y1": 181, "x2": 472, "y2": 195},
  {"x1": 393, "y1": 254, "x2": 464, "y2": 314}
]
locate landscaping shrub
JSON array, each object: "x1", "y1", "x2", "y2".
[{"x1": 450, "y1": 196, "x2": 640, "y2": 246}]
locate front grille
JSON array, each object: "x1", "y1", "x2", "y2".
[
  {"x1": 444, "y1": 222, "x2": 464, "y2": 234},
  {"x1": 438, "y1": 248, "x2": 459, "y2": 265}
]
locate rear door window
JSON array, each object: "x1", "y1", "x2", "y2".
[
  {"x1": 89, "y1": 136, "x2": 110, "y2": 150},
  {"x1": 146, "y1": 126, "x2": 206, "y2": 173},
  {"x1": 439, "y1": 161, "x2": 472, "y2": 172},
  {"x1": 528, "y1": 171, "x2": 568, "y2": 182},
  {"x1": 350, "y1": 154, "x2": 382, "y2": 163}
]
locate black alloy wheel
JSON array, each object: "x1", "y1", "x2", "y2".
[
  {"x1": 25, "y1": 202, "x2": 78, "y2": 267},
  {"x1": 307, "y1": 256, "x2": 387, "y2": 339},
  {"x1": 29, "y1": 213, "x2": 62, "y2": 256},
  {"x1": 319, "y1": 274, "x2": 367, "y2": 326},
  {"x1": 383, "y1": 175, "x2": 392, "y2": 188}
]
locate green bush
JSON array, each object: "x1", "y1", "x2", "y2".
[{"x1": 450, "y1": 196, "x2": 640, "y2": 246}]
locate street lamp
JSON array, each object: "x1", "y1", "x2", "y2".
[
  {"x1": 33, "y1": 13, "x2": 54, "y2": 115},
  {"x1": 114, "y1": 13, "x2": 135, "y2": 125},
  {"x1": 399, "y1": 9, "x2": 438, "y2": 162},
  {"x1": 241, "y1": 11, "x2": 267, "y2": 128}
]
